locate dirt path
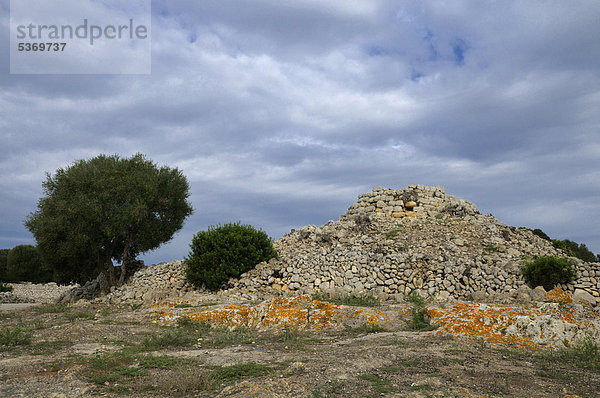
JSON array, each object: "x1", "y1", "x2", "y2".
[{"x1": 0, "y1": 303, "x2": 40, "y2": 311}]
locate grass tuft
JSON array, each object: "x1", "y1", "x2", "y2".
[
  {"x1": 539, "y1": 336, "x2": 600, "y2": 372},
  {"x1": 65, "y1": 311, "x2": 95, "y2": 321},
  {"x1": 32, "y1": 303, "x2": 68, "y2": 313},
  {"x1": 0, "y1": 326, "x2": 32, "y2": 348},
  {"x1": 406, "y1": 292, "x2": 438, "y2": 332},
  {"x1": 312, "y1": 293, "x2": 379, "y2": 307}
]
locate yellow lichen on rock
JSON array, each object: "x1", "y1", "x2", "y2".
[
  {"x1": 547, "y1": 288, "x2": 573, "y2": 304},
  {"x1": 150, "y1": 295, "x2": 401, "y2": 331}
]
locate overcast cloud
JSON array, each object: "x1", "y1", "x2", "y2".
[{"x1": 1, "y1": 0, "x2": 599, "y2": 264}]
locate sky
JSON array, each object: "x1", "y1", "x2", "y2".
[{"x1": 1, "y1": 0, "x2": 599, "y2": 265}]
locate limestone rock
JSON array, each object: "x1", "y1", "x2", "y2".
[{"x1": 573, "y1": 289, "x2": 597, "y2": 307}]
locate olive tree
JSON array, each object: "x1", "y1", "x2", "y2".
[{"x1": 25, "y1": 154, "x2": 193, "y2": 285}]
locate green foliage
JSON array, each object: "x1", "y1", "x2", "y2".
[
  {"x1": 185, "y1": 222, "x2": 278, "y2": 291},
  {"x1": 358, "y1": 373, "x2": 397, "y2": 394},
  {"x1": 0, "y1": 326, "x2": 32, "y2": 348},
  {"x1": 521, "y1": 256, "x2": 576, "y2": 291},
  {"x1": 25, "y1": 153, "x2": 193, "y2": 284},
  {"x1": 209, "y1": 362, "x2": 271, "y2": 383},
  {"x1": 141, "y1": 328, "x2": 198, "y2": 350},
  {"x1": 6, "y1": 245, "x2": 53, "y2": 283},
  {"x1": 0, "y1": 248, "x2": 9, "y2": 282},
  {"x1": 312, "y1": 292, "x2": 380, "y2": 307},
  {"x1": 32, "y1": 303, "x2": 68, "y2": 313},
  {"x1": 551, "y1": 239, "x2": 597, "y2": 263},
  {"x1": 65, "y1": 311, "x2": 95, "y2": 322},
  {"x1": 483, "y1": 245, "x2": 499, "y2": 253},
  {"x1": 406, "y1": 292, "x2": 438, "y2": 331},
  {"x1": 532, "y1": 228, "x2": 551, "y2": 241},
  {"x1": 539, "y1": 336, "x2": 600, "y2": 372},
  {"x1": 407, "y1": 291, "x2": 427, "y2": 307},
  {"x1": 0, "y1": 282, "x2": 12, "y2": 293}
]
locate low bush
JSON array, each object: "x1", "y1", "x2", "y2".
[
  {"x1": 185, "y1": 222, "x2": 278, "y2": 291},
  {"x1": 521, "y1": 256, "x2": 576, "y2": 291}
]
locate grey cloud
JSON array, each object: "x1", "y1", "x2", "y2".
[{"x1": 1, "y1": 1, "x2": 599, "y2": 262}]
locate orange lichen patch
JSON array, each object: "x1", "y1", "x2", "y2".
[
  {"x1": 547, "y1": 288, "x2": 572, "y2": 304},
  {"x1": 426, "y1": 303, "x2": 543, "y2": 349},
  {"x1": 427, "y1": 302, "x2": 600, "y2": 349},
  {"x1": 149, "y1": 295, "x2": 399, "y2": 331},
  {"x1": 186, "y1": 304, "x2": 254, "y2": 327},
  {"x1": 260, "y1": 296, "x2": 311, "y2": 329},
  {"x1": 308, "y1": 300, "x2": 340, "y2": 330}
]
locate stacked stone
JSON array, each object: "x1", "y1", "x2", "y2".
[
  {"x1": 98, "y1": 260, "x2": 196, "y2": 304},
  {"x1": 222, "y1": 185, "x2": 599, "y2": 305},
  {"x1": 0, "y1": 282, "x2": 77, "y2": 304},
  {"x1": 341, "y1": 184, "x2": 478, "y2": 220}
]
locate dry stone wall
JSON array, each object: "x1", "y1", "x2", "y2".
[
  {"x1": 97, "y1": 260, "x2": 196, "y2": 305},
  {"x1": 342, "y1": 184, "x2": 478, "y2": 220},
  {"x1": 0, "y1": 282, "x2": 77, "y2": 304}
]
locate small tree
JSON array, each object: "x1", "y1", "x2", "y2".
[
  {"x1": 0, "y1": 249, "x2": 9, "y2": 282},
  {"x1": 25, "y1": 154, "x2": 193, "y2": 285},
  {"x1": 185, "y1": 222, "x2": 278, "y2": 291},
  {"x1": 6, "y1": 245, "x2": 53, "y2": 283},
  {"x1": 521, "y1": 256, "x2": 576, "y2": 291},
  {"x1": 552, "y1": 239, "x2": 597, "y2": 263}
]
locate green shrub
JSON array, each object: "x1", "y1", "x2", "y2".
[
  {"x1": 531, "y1": 228, "x2": 551, "y2": 241},
  {"x1": 521, "y1": 256, "x2": 576, "y2": 291},
  {"x1": 185, "y1": 222, "x2": 278, "y2": 291},
  {"x1": 0, "y1": 249, "x2": 9, "y2": 282},
  {"x1": 6, "y1": 245, "x2": 54, "y2": 283},
  {"x1": 0, "y1": 282, "x2": 13, "y2": 293},
  {"x1": 0, "y1": 326, "x2": 32, "y2": 347},
  {"x1": 406, "y1": 292, "x2": 437, "y2": 331}
]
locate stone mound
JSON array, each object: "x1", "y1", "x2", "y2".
[{"x1": 222, "y1": 184, "x2": 599, "y2": 305}]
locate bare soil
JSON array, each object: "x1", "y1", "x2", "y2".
[{"x1": 1, "y1": 302, "x2": 598, "y2": 397}]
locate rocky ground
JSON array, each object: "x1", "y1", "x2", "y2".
[{"x1": 1, "y1": 297, "x2": 599, "y2": 398}]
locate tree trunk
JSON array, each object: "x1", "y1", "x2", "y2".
[
  {"x1": 118, "y1": 234, "x2": 133, "y2": 285},
  {"x1": 106, "y1": 256, "x2": 116, "y2": 287}
]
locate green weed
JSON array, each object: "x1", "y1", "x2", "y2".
[
  {"x1": 65, "y1": 311, "x2": 95, "y2": 321},
  {"x1": 0, "y1": 326, "x2": 32, "y2": 348},
  {"x1": 32, "y1": 303, "x2": 68, "y2": 313},
  {"x1": 313, "y1": 293, "x2": 379, "y2": 307},
  {"x1": 359, "y1": 373, "x2": 397, "y2": 394}
]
